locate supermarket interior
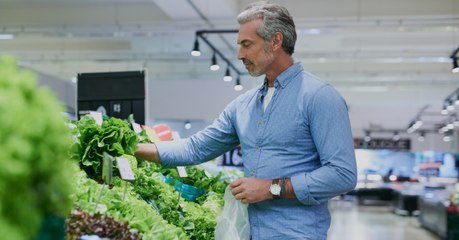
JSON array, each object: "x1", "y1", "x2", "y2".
[{"x1": 1, "y1": 0, "x2": 459, "y2": 239}]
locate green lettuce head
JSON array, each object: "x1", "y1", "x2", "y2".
[{"x1": 0, "y1": 56, "x2": 77, "y2": 240}]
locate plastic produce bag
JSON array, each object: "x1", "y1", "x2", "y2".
[{"x1": 215, "y1": 186, "x2": 250, "y2": 240}]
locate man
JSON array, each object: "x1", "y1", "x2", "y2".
[{"x1": 135, "y1": 1, "x2": 357, "y2": 239}]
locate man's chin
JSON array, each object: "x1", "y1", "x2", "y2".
[{"x1": 248, "y1": 71, "x2": 263, "y2": 77}]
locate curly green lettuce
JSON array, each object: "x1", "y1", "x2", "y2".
[{"x1": 0, "y1": 56, "x2": 77, "y2": 240}]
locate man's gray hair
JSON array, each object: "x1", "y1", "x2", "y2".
[{"x1": 237, "y1": 1, "x2": 297, "y2": 55}]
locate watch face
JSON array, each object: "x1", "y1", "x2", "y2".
[{"x1": 270, "y1": 184, "x2": 281, "y2": 195}]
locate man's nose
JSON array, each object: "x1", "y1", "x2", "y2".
[{"x1": 237, "y1": 47, "x2": 245, "y2": 60}]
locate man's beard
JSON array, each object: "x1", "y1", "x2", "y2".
[{"x1": 246, "y1": 44, "x2": 273, "y2": 77}]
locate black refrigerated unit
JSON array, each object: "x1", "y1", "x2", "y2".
[{"x1": 77, "y1": 70, "x2": 146, "y2": 124}]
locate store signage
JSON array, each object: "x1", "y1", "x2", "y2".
[
  {"x1": 354, "y1": 138, "x2": 411, "y2": 150},
  {"x1": 219, "y1": 145, "x2": 243, "y2": 168}
]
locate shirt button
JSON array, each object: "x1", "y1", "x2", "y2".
[
  {"x1": 255, "y1": 144, "x2": 259, "y2": 150},
  {"x1": 250, "y1": 171, "x2": 255, "y2": 176}
]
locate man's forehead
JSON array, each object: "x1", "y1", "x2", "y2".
[{"x1": 237, "y1": 19, "x2": 262, "y2": 43}]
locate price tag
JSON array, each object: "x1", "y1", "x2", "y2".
[
  {"x1": 132, "y1": 122, "x2": 142, "y2": 133},
  {"x1": 177, "y1": 166, "x2": 188, "y2": 178},
  {"x1": 89, "y1": 111, "x2": 103, "y2": 126},
  {"x1": 116, "y1": 157, "x2": 135, "y2": 181},
  {"x1": 175, "y1": 166, "x2": 187, "y2": 207},
  {"x1": 102, "y1": 152, "x2": 113, "y2": 185}
]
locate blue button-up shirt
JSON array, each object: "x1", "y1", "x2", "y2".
[{"x1": 157, "y1": 62, "x2": 357, "y2": 240}]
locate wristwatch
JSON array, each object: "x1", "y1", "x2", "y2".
[
  {"x1": 269, "y1": 179, "x2": 281, "y2": 199},
  {"x1": 280, "y1": 178, "x2": 286, "y2": 198}
]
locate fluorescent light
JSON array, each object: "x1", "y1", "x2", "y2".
[
  {"x1": 297, "y1": 28, "x2": 322, "y2": 35},
  {"x1": 350, "y1": 86, "x2": 388, "y2": 92},
  {"x1": 0, "y1": 34, "x2": 14, "y2": 40}
]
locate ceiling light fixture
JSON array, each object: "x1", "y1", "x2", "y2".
[
  {"x1": 442, "y1": 86, "x2": 459, "y2": 115},
  {"x1": 191, "y1": 38, "x2": 201, "y2": 57},
  {"x1": 191, "y1": 30, "x2": 249, "y2": 90},
  {"x1": 184, "y1": 121, "x2": 192, "y2": 130},
  {"x1": 364, "y1": 131, "x2": 371, "y2": 142},
  {"x1": 454, "y1": 117, "x2": 459, "y2": 127},
  {"x1": 392, "y1": 131, "x2": 400, "y2": 141},
  {"x1": 453, "y1": 58, "x2": 459, "y2": 73},
  {"x1": 234, "y1": 76, "x2": 243, "y2": 91},
  {"x1": 223, "y1": 67, "x2": 232, "y2": 82},
  {"x1": 406, "y1": 105, "x2": 429, "y2": 134},
  {"x1": 450, "y1": 47, "x2": 459, "y2": 73},
  {"x1": 443, "y1": 134, "x2": 451, "y2": 142},
  {"x1": 447, "y1": 99, "x2": 455, "y2": 111},
  {"x1": 441, "y1": 104, "x2": 449, "y2": 115},
  {"x1": 418, "y1": 131, "x2": 425, "y2": 142},
  {"x1": 210, "y1": 52, "x2": 220, "y2": 71}
]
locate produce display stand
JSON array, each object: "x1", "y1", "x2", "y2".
[
  {"x1": 36, "y1": 215, "x2": 66, "y2": 240},
  {"x1": 66, "y1": 114, "x2": 233, "y2": 239},
  {"x1": 448, "y1": 213, "x2": 459, "y2": 240},
  {"x1": 418, "y1": 194, "x2": 448, "y2": 238}
]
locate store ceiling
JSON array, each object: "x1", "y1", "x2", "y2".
[{"x1": 0, "y1": 0, "x2": 458, "y2": 137}]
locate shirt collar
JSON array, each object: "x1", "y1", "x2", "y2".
[{"x1": 257, "y1": 62, "x2": 303, "y2": 91}]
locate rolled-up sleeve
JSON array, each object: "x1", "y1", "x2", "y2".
[
  {"x1": 291, "y1": 172, "x2": 320, "y2": 205},
  {"x1": 292, "y1": 85, "x2": 357, "y2": 205}
]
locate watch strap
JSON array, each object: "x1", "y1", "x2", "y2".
[
  {"x1": 280, "y1": 178, "x2": 286, "y2": 199},
  {"x1": 272, "y1": 178, "x2": 281, "y2": 200}
]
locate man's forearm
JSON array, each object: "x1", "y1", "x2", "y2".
[{"x1": 135, "y1": 143, "x2": 161, "y2": 163}]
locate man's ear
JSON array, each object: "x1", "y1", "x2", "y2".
[{"x1": 271, "y1": 32, "x2": 283, "y2": 51}]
